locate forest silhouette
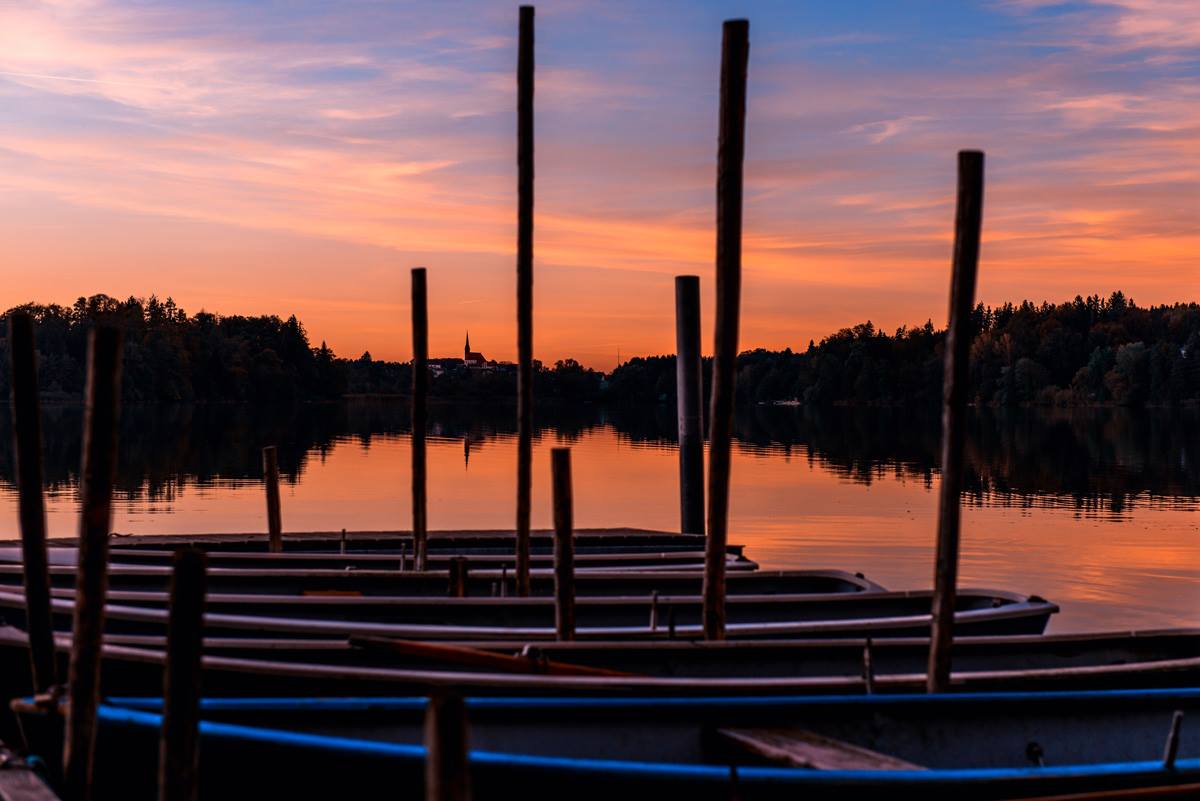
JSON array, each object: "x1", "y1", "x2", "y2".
[{"x1": 1, "y1": 291, "x2": 1197, "y2": 407}]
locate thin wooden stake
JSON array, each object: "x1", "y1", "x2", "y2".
[
  {"x1": 927, "y1": 150, "x2": 985, "y2": 694},
  {"x1": 514, "y1": 3, "x2": 535, "y2": 598},
  {"x1": 448, "y1": 557, "x2": 468, "y2": 598},
  {"x1": 551, "y1": 447, "x2": 575, "y2": 641},
  {"x1": 862, "y1": 636, "x2": 875, "y2": 695},
  {"x1": 424, "y1": 694, "x2": 471, "y2": 801},
  {"x1": 8, "y1": 313, "x2": 56, "y2": 693},
  {"x1": 703, "y1": 19, "x2": 749, "y2": 642},
  {"x1": 262, "y1": 446, "x2": 282, "y2": 554},
  {"x1": 158, "y1": 547, "x2": 207, "y2": 801},
  {"x1": 63, "y1": 324, "x2": 122, "y2": 801},
  {"x1": 1163, "y1": 710, "x2": 1184, "y2": 769},
  {"x1": 411, "y1": 267, "x2": 429, "y2": 571},
  {"x1": 675, "y1": 276, "x2": 704, "y2": 536}
]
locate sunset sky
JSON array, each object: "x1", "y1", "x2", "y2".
[{"x1": 1, "y1": 0, "x2": 1196, "y2": 368}]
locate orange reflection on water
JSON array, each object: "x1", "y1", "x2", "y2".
[{"x1": 12, "y1": 426, "x2": 1200, "y2": 633}]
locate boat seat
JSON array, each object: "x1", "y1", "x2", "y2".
[{"x1": 714, "y1": 727, "x2": 926, "y2": 771}]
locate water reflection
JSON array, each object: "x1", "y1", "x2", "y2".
[
  {"x1": 0, "y1": 401, "x2": 1195, "y2": 631},
  {"x1": 0, "y1": 402, "x2": 1194, "y2": 517}
]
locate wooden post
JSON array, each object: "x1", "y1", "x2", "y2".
[
  {"x1": 158, "y1": 547, "x2": 207, "y2": 801},
  {"x1": 411, "y1": 267, "x2": 429, "y2": 571},
  {"x1": 551, "y1": 447, "x2": 575, "y2": 641},
  {"x1": 703, "y1": 19, "x2": 749, "y2": 642},
  {"x1": 926, "y1": 150, "x2": 985, "y2": 694},
  {"x1": 63, "y1": 324, "x2": 122, "y2": 801},
  {"x1": 262, "y1": 446, "x2": 282, "y2": 554},
  {"x1": 447, "y1": 557, "x2": 468, "y2": 598},
  {"x1": 514, "y1": 3, "x2": 535, "y2": 598},
  {"x1": 424, "y1": 694, "x2": 471, "y2": 801},
  {"x1": 675, "y1": 276, "x2": 705, "y2": 536},
  {"x1": 1163, "y1": 710, "x2": 1184, "y2": 769},
  {"x1": 8, "y1": 313, "x2": 56, "y2": 693}
]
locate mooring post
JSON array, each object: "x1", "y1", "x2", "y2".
[
  {"x1": 862, "y1": 636, "x2": 875, "y2": 695},
  {"x1": 926, "y1": 150, "x2": 985, "y2": 694},
  {"x1": 262, "y1": 446, "x2": 282, "y2": 554},
  {"x1": 448, "y1": 557, "x2": 468, "y2": 598},
  {"x1": 159, "y1": 547, "x2": 207, "y2": 801},
  {"x1": 675, "y1": 276, "x2": 704, "y2": 536},
  {"x1": 63, "y1": 324, "x2": 122, "y2": 801},
  {"x1": 1163, "y1": 710, "x2": 1184, "y2": 770},
  {"x1": 424, "y1": 694, "x2": 471, "y2": 801},
  {"x1": 412, "y1": 267, "x2": 429, "y2": 570},
  {"x1": 514, "y1": 3, "x2": 535, "y2": 598},
  {"x1": 8, "y1": 313, "x2": 56, "y2": 694},
  {"x1": 703, "y1": 19, "x2": 749, "y2": 642},
  {"x1": 551, "y1": 447, "x2": 575, "y2": 641}
]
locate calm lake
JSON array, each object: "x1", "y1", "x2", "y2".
[{"x1": 1, "y1": 401, "x2": 1196, "y2": 633}]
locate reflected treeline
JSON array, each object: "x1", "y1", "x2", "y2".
[
  {"x1": 0, "y1": 400, "x2": 1194, "y2": 514},
  {"x1": 728, "y1": 405, "x2": 1200, "y2": 514}
]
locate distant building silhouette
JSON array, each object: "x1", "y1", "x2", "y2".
[{"x1": 464, "y1": 331, "x2": 489, "y2": 367}]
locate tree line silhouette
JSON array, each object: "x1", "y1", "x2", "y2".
[
  {"x1": 609, "y1": 293, "x2": 1200, "y2": 408},
  {"x1": 1, "y1": 291, "x2": 1196, "y2": 407},
  {"x1": 0, "y1": 295, "x2": 603, "y2": 403}
]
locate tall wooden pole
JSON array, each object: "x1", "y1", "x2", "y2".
[
  {"x1": 551, "y1": 447, "x2": 575, "y2": 641},
  {"x1": 702, "y1": 19, "x2": 749, "y2": 642},
  {"x1": 424, "y1": 694, "x2": 471, "y2": 801},
  {"x1": 927, "y1": 150, "x2": 985, "y2": 693},
  {"x1": 63, "y1": 324, "x2": 122, "y2": 801},
  {"x1": 674, "y1": 276, "x2": 704, "y2": 536},
  {"x1": 262, "y1": 446, "x2": 282, "y2": 554},
  {"x1": 412, "y1": 267, "x2": 429, "y2": 570},
  {"x1": 515, "y1": 4, "x2": 535, "y2": 598},
  {"x1": 8, "y1": 313, "x2": 56, "y2": 693},
  {"x1": 158, "y1": 547, "x2": 207, "y2": 801}
]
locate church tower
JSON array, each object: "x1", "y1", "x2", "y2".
[{"x1": 464, "y1": 331, "x2": 470, "y2": 360}]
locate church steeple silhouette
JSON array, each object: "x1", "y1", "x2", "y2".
[{"x1": 464, "y1": 331, "x2": 470, "y2": 360}]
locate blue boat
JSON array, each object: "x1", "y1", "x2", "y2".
[{"x1": 15, "y1": 688, "x2": 1200, "y2": 799}]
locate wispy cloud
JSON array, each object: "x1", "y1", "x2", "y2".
[{"x1": 0, "y1": 0, "x2": 1195, "y2": 365}]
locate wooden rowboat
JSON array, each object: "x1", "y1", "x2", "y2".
[
  {"x1": 98, "y1": 528, "x2": 730, "y2": 555},
  {"x1": 12, "y1": 627, "x2": 1195, "y2": 682},
  {"x1": 1, "y1": 625, "x2": 1199, "y2": 699},
  {"x1": 13, "y1": 689, "x2": 1200, "y2": 799},
  {"x1": 0, "y1": 587, "x2": 1058, "y2": 639},
  {"x1": 0, "y1": 547, "x2": 758, "y2": 573},
  {"x1": 0, "y1": 564, "x2": 883, "y2": 598}
]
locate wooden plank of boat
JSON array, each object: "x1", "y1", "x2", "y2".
[
  {"x1": 332, "y1": 639, "x2": 632, "y2": 677},
  {"x1": 0, "y1": 564, "x2": 884, "y2": 598},
  {"x1": 0, "y1": 588, "x2": 1056, "y2": 640},
  {"x1": 713, "y1": 727, "x2": 926, "y2": 770},
  {"x1": 24, "y1": 586, "x2": 1057, "y2": 636}
]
